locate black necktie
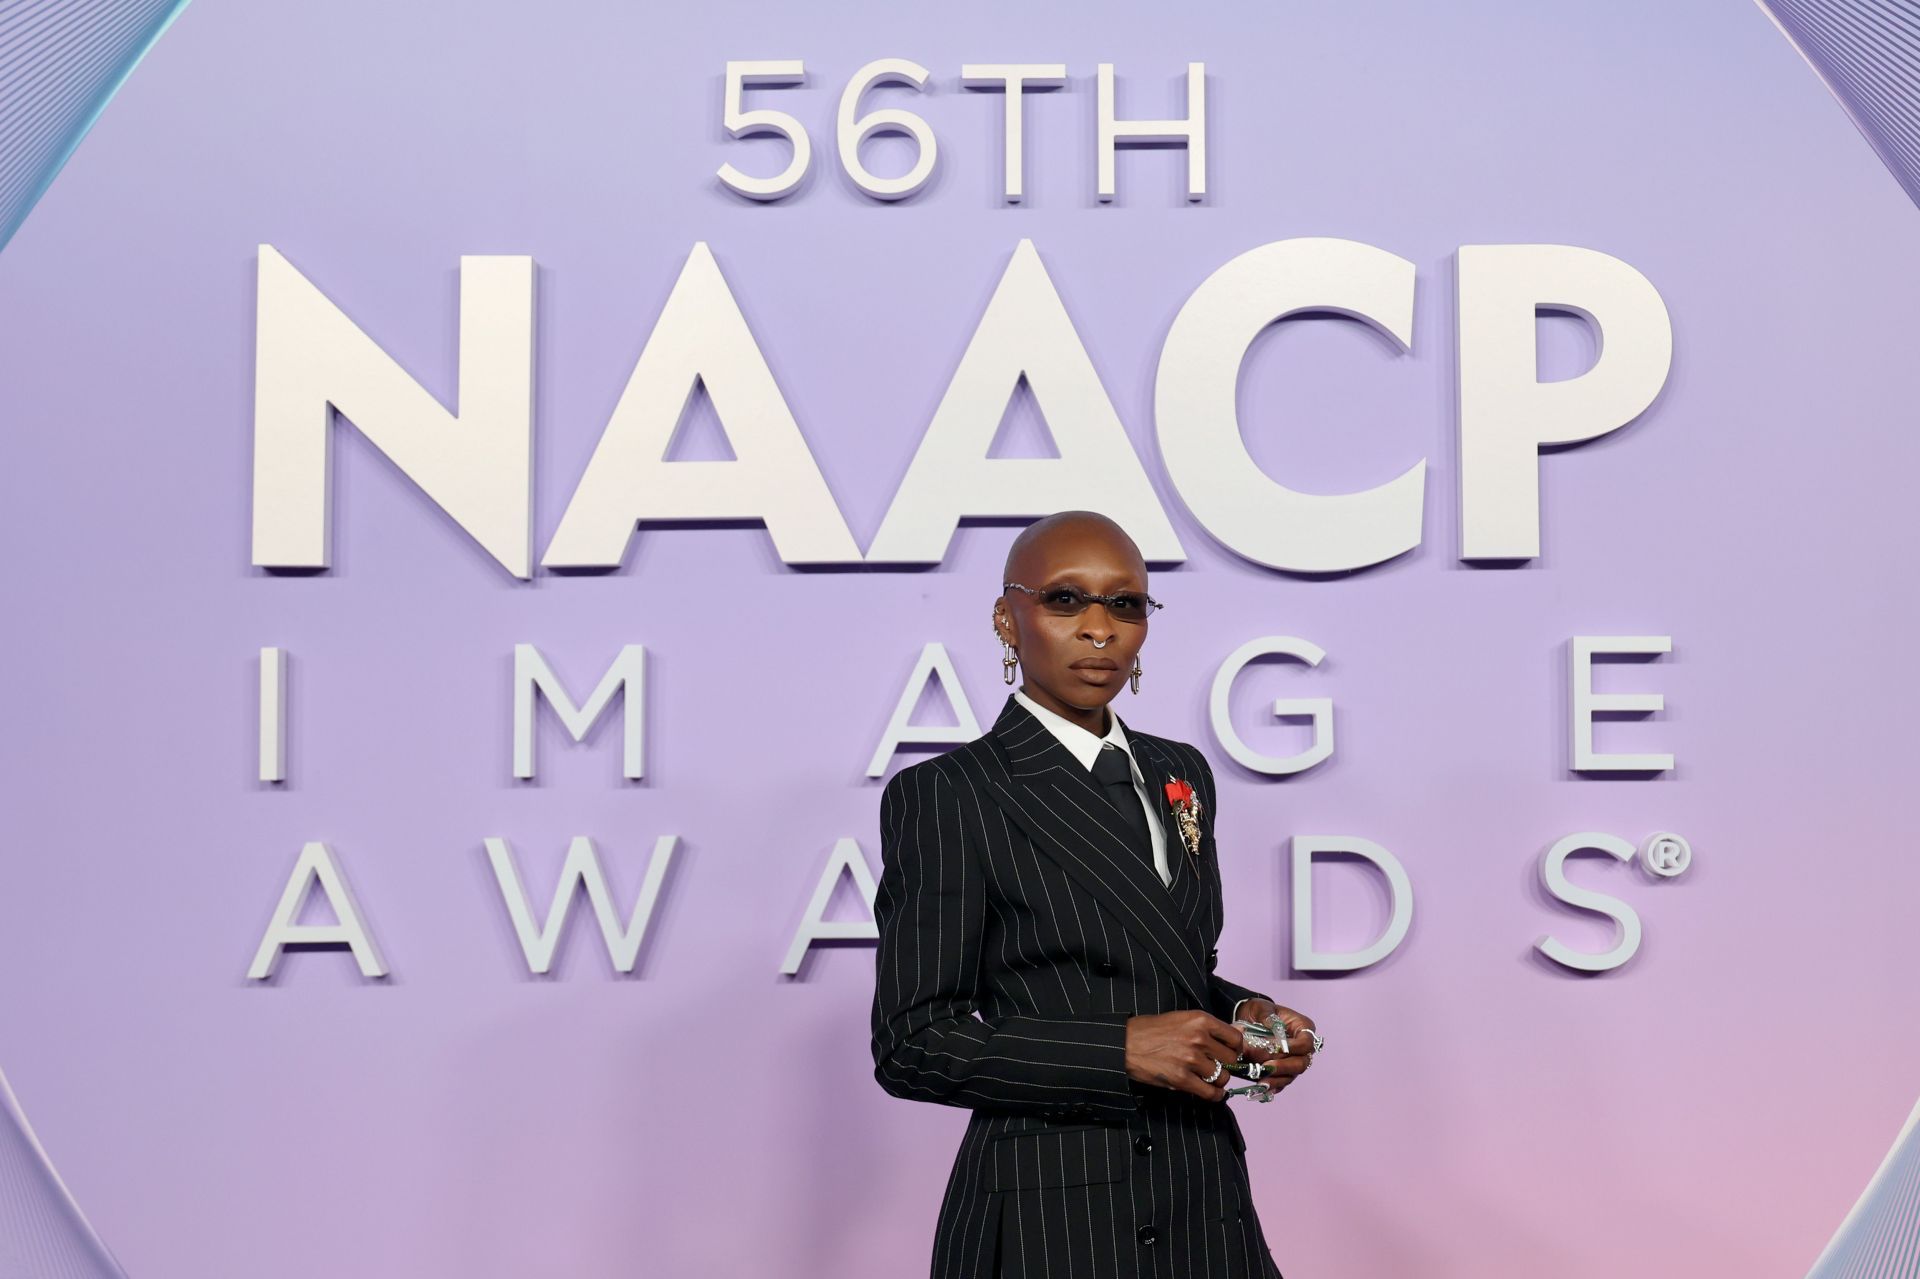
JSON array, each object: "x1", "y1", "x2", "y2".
[{"x1": 1090, "y1": 743, "x2": 1155, "y2": 872}]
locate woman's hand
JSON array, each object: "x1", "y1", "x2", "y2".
[
  {"x1": 1122, "y1": 1011, "x2": 1246, "y2": 1101},
  {"x1": 1231, "y1": 998, "x2": 1317, "y2": 1095}
]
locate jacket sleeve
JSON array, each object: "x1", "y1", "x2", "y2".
[
  {"x1": 1212, "y1": 976, "x2": 1275, "y2": 1023},
  {"x1": 870, "y1": 762, "x2": 1143, "y2": 1118}
]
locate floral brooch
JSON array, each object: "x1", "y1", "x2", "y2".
[{"x1": 1163, "y1": 776, "x2": 1202, "y2": 857}]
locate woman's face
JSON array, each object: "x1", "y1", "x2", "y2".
[{"x1": 993, "y1": 527, "x2": 1151, "y2": 718}]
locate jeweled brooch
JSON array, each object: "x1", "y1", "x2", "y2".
[{"x1": 1163, "y1": 776, "x2": 1202, "y2": 857}]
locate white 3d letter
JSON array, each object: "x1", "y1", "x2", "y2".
[
  {"x1": 868, "y1": 240, "x2": 1183, "y2": 563},
  {"x1": 251, "y1": 246, "x2": 534, "y2": 578},
  {"x1": 1156, "y1": 238, "x2": 1422, "y2": 572},
  {"x1": 868, "y1": 643, "x2": 983, "y2": 776},
  {"x1": 484, "y1": 835, "x2": 678, "y2": 974},
  {"x1": 1534, "y1": 832, "x2": 1642, "y2": 971},
  {"x1": 513, "y1": 644, "x2": 646, "y2": 779},
  {"x1": 543, "y1": 243, "x2": 862, "y2": 568},
  {"x1": 248, "y1": 841, "x2": 388, "y2": 979},
  {"x1": 1209, "y1": 637, "x2": 1334, "y2": 775},
  {"x1": 1292, "y1": 836, "x2": 1413, "y2": 972},
  {"x1": 259, "y1": 646, "x2": 286, "y2": 783},
  {"x1": 782, "y1": 838, "x2": 880, "y2": 974},
  {"x1": 1570, "y1": 635, "x2": 1673, "y2": 772},
  {"x1": 960, "y1": 64, "x2": 1067, "y2": 202},
  {"x1": 1096, "y1": 62, "x2": 1206, "y2": 201},
  {"x1": 1457, "y1": 245, "x2": 1672, "y2": 559}
]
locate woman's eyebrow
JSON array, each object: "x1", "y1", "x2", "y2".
[{"x1": 1041, "y1": 577, "x2": 1142, "y2": 592}]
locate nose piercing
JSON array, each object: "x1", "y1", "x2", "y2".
[{"x1": 1091, "y1": 637, "x2": 1110, "y2": 648}]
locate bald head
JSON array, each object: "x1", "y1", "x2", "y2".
[
  {"x1": 993, "y1": 510, "x2": 1151, "y2": 728},
  {"x1": 1002, "y1": 510, "x2": 1145, "y2": 586}
]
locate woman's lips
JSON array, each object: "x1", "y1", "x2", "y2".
[{"x1": 1071, "y1": 659, "x2": 1119, "y2": 680}]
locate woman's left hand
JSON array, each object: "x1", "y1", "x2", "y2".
[{"x1": 1232, "y1": 999, "x2": 1318, "y2": 1093}]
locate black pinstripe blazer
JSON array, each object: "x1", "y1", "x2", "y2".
[{"x1": 871, "y1": 691, "x2": 1285, "y2": 1279}]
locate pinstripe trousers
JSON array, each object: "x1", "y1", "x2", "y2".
[{"x1": 871, "y1": 692, "x2": 1287, "y2": 1278}]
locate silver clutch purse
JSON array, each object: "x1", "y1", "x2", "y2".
[{"x1": 1222, "y1": 1014, "x2": 1290, "y2": 1102}]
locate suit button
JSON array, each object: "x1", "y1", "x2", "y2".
[
  {"x1": 1134, "y1": 1134, "x2": 1153, "y2": 1156},
  {"x1": 1094, "y1": 960, "x2": 1116, "y2": 977},
  {"x1": 1137, "y1": 1224, "x2": 1158, "y2": 1247}
]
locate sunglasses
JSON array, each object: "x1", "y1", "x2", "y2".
[{"x1": 1003, "y1": 581, "x2": 1163, "y2": 624}]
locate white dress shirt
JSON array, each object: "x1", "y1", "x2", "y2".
[
  {"x1": 1011, "y1": 686, "x2": 1258, "y2": 1025},
  {"x1": 1012, "y1": 686, "x2": 1169, "y2": 886}
]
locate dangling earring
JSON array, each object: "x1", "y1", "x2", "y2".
[
  {"x1": 1129, "y1": 657, "x2": 1142, "y2": 694},
  {"x1": 1002, "y1": 639, "x2": 1019, "y2": 685}
]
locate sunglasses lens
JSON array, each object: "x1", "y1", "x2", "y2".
[
  {"x1": 1040, "y1": 587, "x2": 1085, "y2": 613},
  {"x1": 1028, "y1": 586, "x2": 1153, "y2": 620}
]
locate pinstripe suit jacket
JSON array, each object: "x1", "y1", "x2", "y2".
[{"x1": 871, "y1": 691, "x2": 1285, "y2": 1279}]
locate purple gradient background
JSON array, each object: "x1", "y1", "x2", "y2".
[{"x1": 0, "y1": 1, "x2": 1914, "y2": 1275}]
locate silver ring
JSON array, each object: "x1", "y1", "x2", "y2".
[{"x1": 1204, "y1": 1059, "x2": 1224, "y2": 1084}]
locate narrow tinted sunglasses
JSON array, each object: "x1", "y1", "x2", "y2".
[{"x1": 1003, "y1": 581, "x2": 1163, "y2": 623}]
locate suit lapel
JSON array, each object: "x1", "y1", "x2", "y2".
[
  {"x1": 1121, "y1": 726, "x2": 1213, "y2": 954},
  {"x1": 980, "y1": 693, "x2": 1212, "y2": 1009},
  {"x1": 1124, "y1": 730, "x2": 1186, "y2": 887}
]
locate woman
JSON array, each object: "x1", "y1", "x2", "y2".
[{"x1": 870, "y1": 509, "x2": 1319, "y2": 1279}]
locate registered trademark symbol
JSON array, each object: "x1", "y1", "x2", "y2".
[{"x1": 1640, "y1": 831, "x2": 1691, "y2": 878}]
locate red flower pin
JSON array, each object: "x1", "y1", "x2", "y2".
[{"x1": 1163, "y1": 776, "x2": 1202, "y2": 857}]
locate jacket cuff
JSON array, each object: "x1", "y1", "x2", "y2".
[{"x1": 1016, "y1": 1011, "x2": 1142, "y2": 1120}]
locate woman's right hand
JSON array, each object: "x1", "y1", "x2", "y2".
[{"x1": 1123, "y1": 1011, "x2": 1246, "y2": 1101}]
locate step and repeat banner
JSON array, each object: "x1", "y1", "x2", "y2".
[{"x1": 2, "y1": 1, "x2": 1917, "y2": 1276}]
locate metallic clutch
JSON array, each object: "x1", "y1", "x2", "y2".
[{"x1": 1222, "y1": 1014, "x2": 1287, "y2": 1102}]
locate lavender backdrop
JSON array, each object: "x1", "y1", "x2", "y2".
[{"x1": 1, "y1": 1, "x2": 1915, "y2": 1275}]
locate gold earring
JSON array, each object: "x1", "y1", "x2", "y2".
[{"x1": 1129, "y1": 658, "x2": 1142, "y2": 694}]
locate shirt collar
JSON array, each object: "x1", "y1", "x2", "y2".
[{"x1": 1011, "y1": 686, "x2": 1140, "y2": 781}]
